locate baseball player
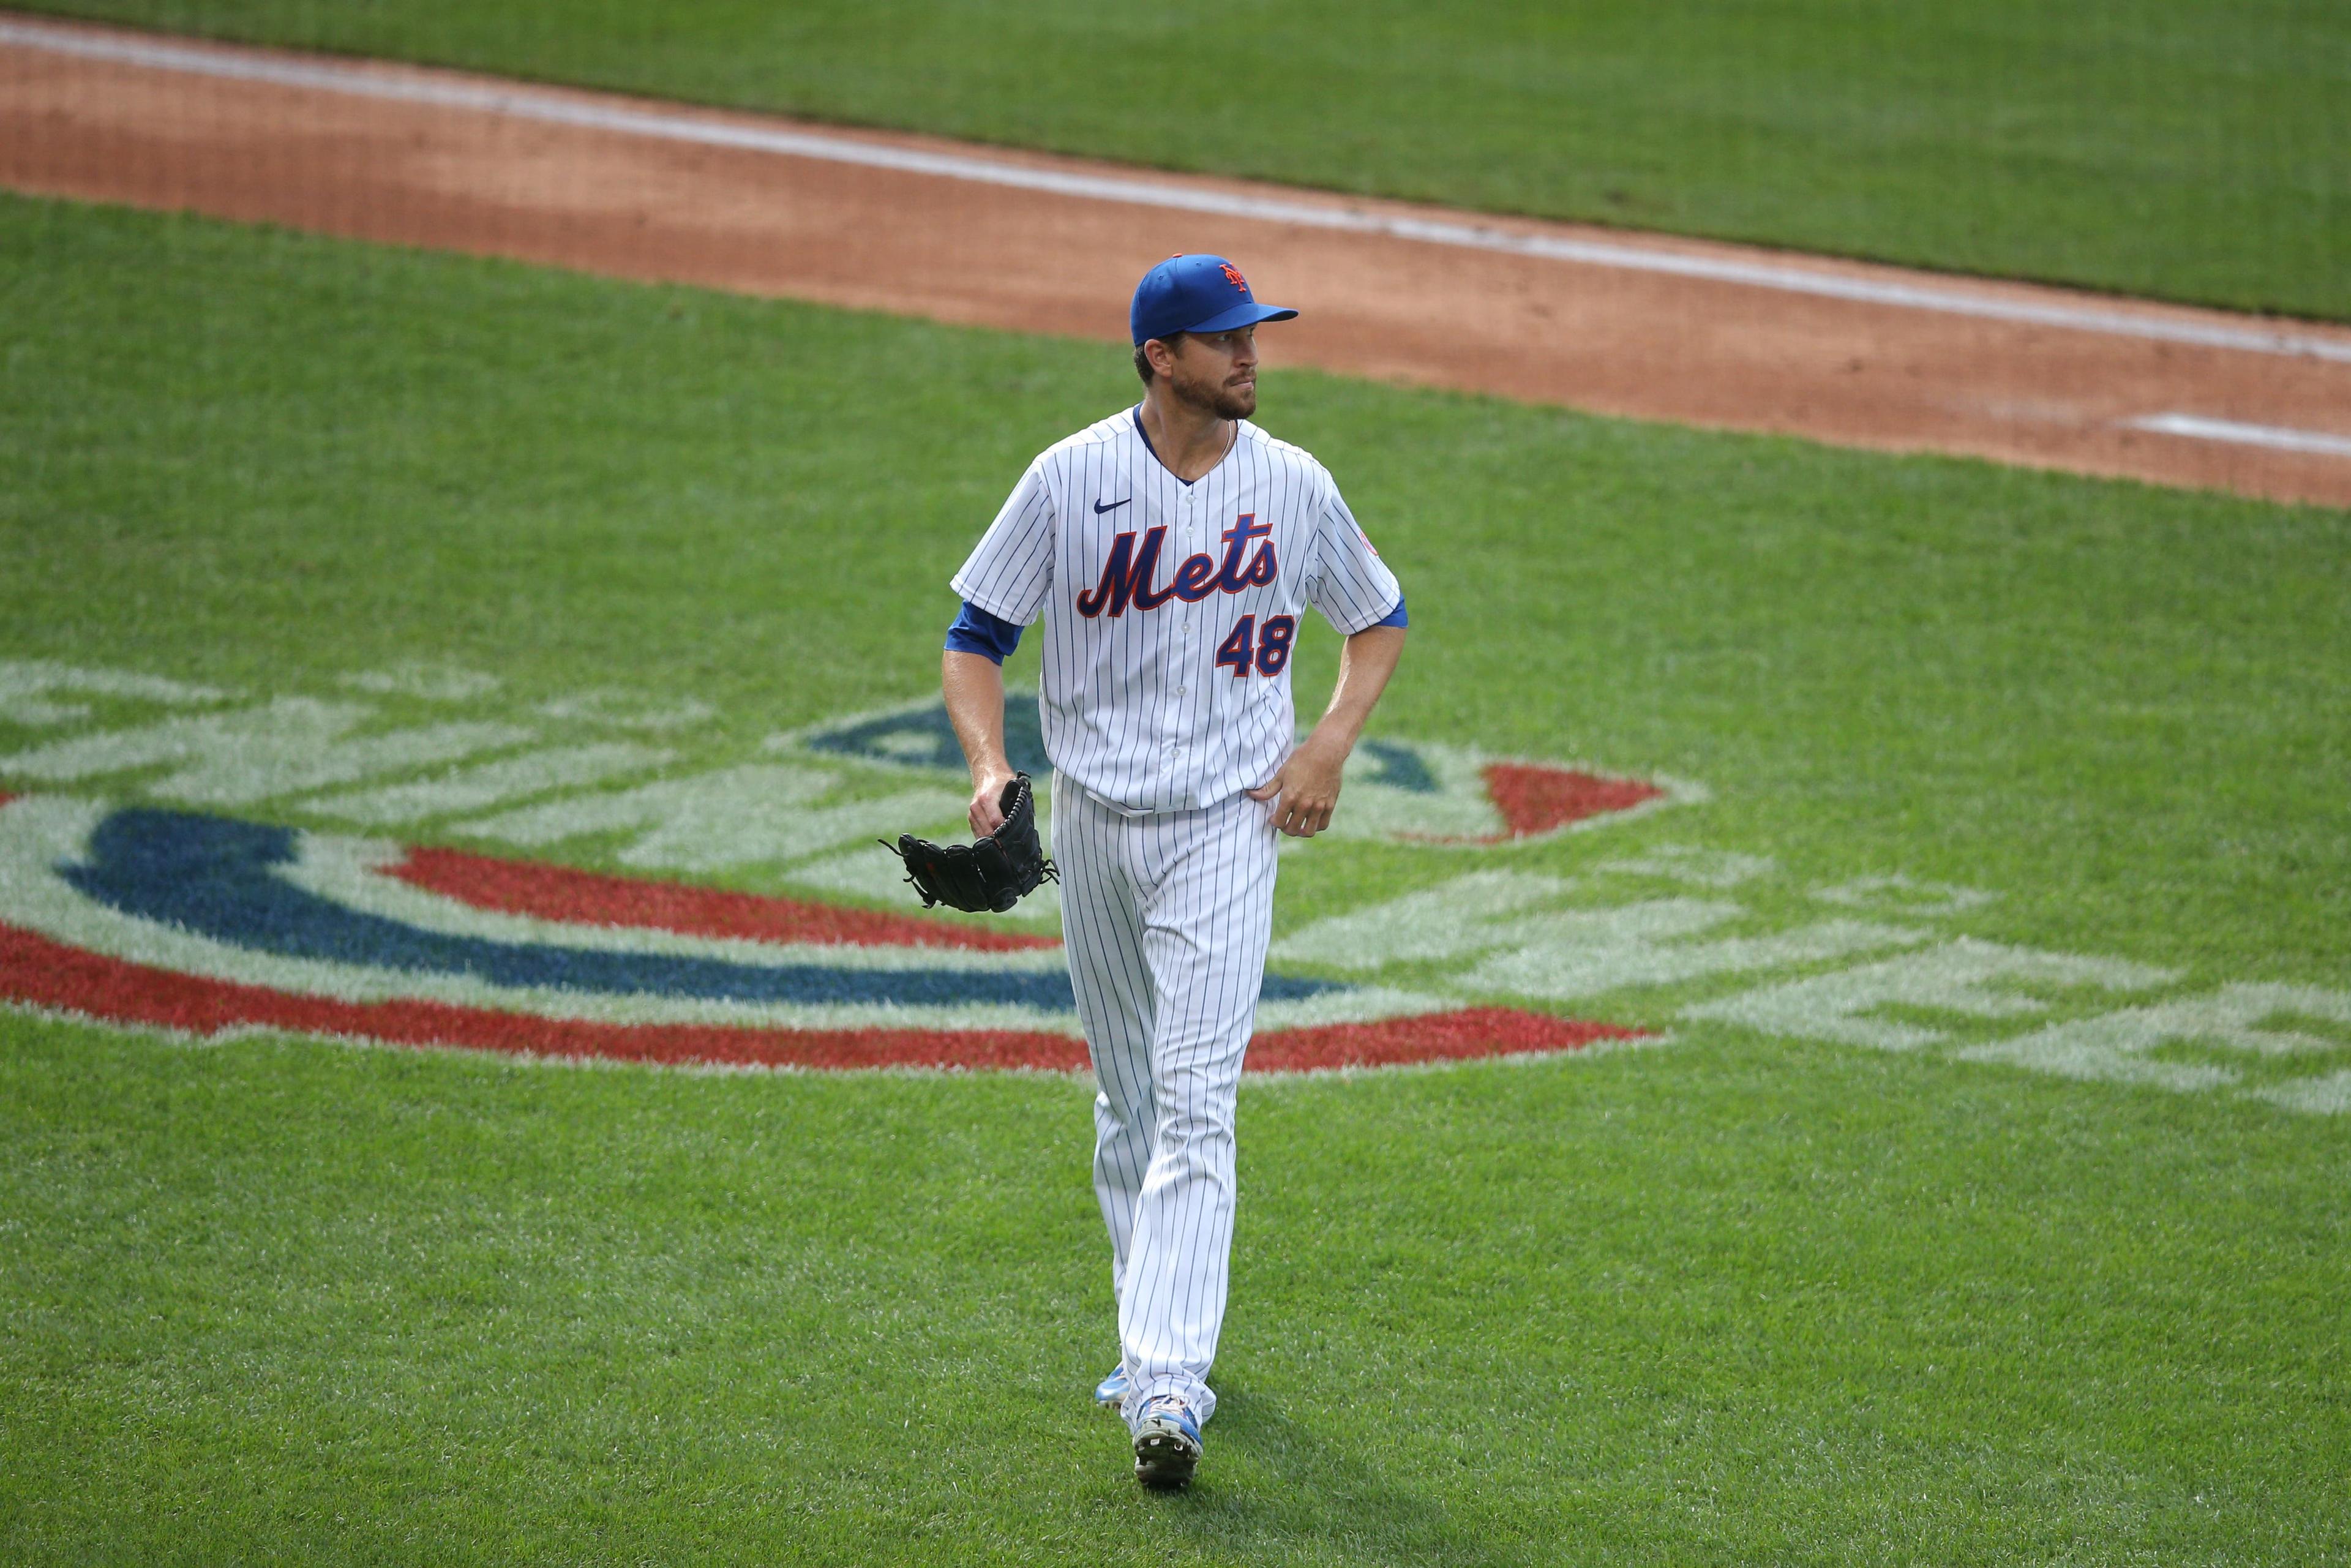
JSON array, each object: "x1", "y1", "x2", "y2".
[{"x1": 939, "y1": 254, "x2": 1408, "y2": 1488}]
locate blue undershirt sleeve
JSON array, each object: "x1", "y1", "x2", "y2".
[
  {"x1": 1371, "y1": 593, "x2": 1409, "y2": 630},
  {"x1": 944, "y1": 599, "x2": 1024, "y2": 664}
]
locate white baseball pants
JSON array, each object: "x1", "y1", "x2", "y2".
[{"x1": 1051, "y1": 772, "x2": 1280, "y2": 1428}]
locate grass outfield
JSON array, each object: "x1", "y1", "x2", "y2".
[
  {"x1": 2, "y1": 197, "x2": 2349, "y2": 1562},
  {"x1": 23, "y1": 1, "x2": 2351, "y2": 323}
]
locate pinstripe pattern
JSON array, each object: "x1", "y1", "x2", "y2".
[
  {"x1": 954, "y1": 405, "x2": 1403, "y2": 1431},
  {"x1": 1054, "y1": 771, "x2": 1278, "y2": 1426}
]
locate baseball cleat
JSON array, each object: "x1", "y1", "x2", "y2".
[
  {"x1": 1094, "y1": 1364, "x2": 1130, "y2": 1409},
  {"x1": 1131, "y1": 1395, "x2": 1202, "y2": 1489}
]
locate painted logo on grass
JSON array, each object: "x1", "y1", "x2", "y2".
[
  {"x1": 7, "y1": 660, "x2": 2350, "y2": 1114},
  {"x1": 0, "y1": 793, "x2": 1640, "y2": 1071},
  {"x1": 0, "y1": 666, "x2": 1676, "y2": 1072}
]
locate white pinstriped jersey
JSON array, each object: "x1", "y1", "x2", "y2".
[{"x1": 953, "y1": 408, "x2": 1403, "y2": 814}]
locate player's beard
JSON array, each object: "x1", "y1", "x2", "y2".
[{"x1": 1171, "y1": 362, "x2": 1256, "y2": 421}]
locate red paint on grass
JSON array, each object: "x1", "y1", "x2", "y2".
[
  {"x1": 1, "y1": 921, "x2": 1640, "y2": 1073},
  {"x1": 1480, "y1": 763, "x2": 1665, "y2": 839},
  {"x1": 0, "y1": 921, "x2": 1089, "y2": 1069},
  {"x1": 388, "y1": 844, "x2": 1058, "y2": 951},
  {"x1": 1246, "y1": 1007, "x2": 1647, "y2": 1071}
]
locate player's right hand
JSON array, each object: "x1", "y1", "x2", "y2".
[{"x1": 968, "y1": 768, "x2": 1019, "y2": 836}]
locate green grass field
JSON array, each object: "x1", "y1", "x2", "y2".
[
  {"x1": 2, "y1": 197, "x2": 2349, "y2": 1562},
  {"x1": 25, "y1": 0, "x2": 2351, "y2": 321}
]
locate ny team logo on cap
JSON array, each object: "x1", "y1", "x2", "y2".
[{"x1": 1130, "y1": 254, "x2": 1299, "y2": 345}]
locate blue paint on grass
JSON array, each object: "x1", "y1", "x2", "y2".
[{"x1": 62, "y1": 809, "x2": 1341, "y2": 1010}]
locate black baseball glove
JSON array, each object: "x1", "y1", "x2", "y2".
[{"x1": 882, "y1": 772, "x2": 1058, "y2": 914}]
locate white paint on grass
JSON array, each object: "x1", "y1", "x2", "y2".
[
  {"x1": 1694, "y1": 954, "x2": 2351, "y2": 1112},
  {"x1": 1464, "y1": 909, "x2": 1929, "y2": 1002},
  {"x1": 785, "y1": 842, "x2": 947, "y2": 905},
  {"x1": 455, "y1": 764, "x2": 967, "y2": 871},
  {"x1": 1270, "y1": 871, "x2": 1577, "y2": 970},
  {"x1": 1957, "y1": 982, "x2": 2351, "y2": 1095},
  {"x1": 1685, "y1": 939, "x2": 2177, "y2": 1053},
  {"x1": 2125, "y1": 414, "x2": 2351, "y2": 460},
  {"x1": 302, "y1": 741, "x2": 673, "y2": 823},
  {"x1": 2248, "y1": 1070, "x2": 2351, "y2": 1116},
  {"x1": 1810, "y1": 874, "x2": 1997, "y2": 918},
  {"x1": 0, "y1": 658, "x2": 233, "y2": 727},
  {"x1": 1251, "y1": 986, "x2": 1474, "y2": 1033},
  {"x1": 1597, "y1": 843, "x2": 1775, "y2": 888},
  {"x1": 0, "y1": 697, "x2": 533, "y2": 805},
  {"x1": 337, "y1": 663, "x2": 500, "y2": 700},
  {"x1": 536, "y1": 689, "x2": 716, "y2": 730},
  {"x1": 1273, "y1": 871, "x2": 1925, "y2": 1000},
  {"x1": 7, "y1": 15, "x2": 2350, "y2": 365}
]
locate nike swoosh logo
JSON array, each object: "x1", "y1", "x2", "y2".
[{"x1": 1093, "y1": 497, "x2": 1131, "y2": 514}]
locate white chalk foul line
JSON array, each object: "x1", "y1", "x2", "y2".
[
  {"x1": 2126, "y1": 413, "x2": 2351, "y2": 460},
  {"x1": 9, "y1": 15, "x2": 2351, "y2": 367}
]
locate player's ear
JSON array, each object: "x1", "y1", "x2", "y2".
[{"x1": 1143, "y1": 333, "x2": 1185, "y2": 381}]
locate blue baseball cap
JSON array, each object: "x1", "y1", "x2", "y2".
[{"x1": 1130, "y1": 254, "x2": 1297, "y2": 345}]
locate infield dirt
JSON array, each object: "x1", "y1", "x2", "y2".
[{"x1": 4, "y1": 13, "x2": 2350, "y2": 506}]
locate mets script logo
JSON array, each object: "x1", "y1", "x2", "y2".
[
  {"x1": 1077, "y1": 516, "x2": 1277, "y2": 618},
  {"x1": 0, "y1": 660, "x2": 1689, "y2": 1074}
]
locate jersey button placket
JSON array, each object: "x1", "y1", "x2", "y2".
[
  {"x1": 1182, "y1": 490, "x2": 1198, "y2": 628},
  {"x1": 1170, "y1": 483, "x2": 1199, "y2": 776}
]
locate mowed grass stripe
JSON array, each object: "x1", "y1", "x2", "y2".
[
  {"x1": 1, "y1": 196, "x2": 2347, "y2": 1563},
  {"x1": 18, "y1": 0, "x2": 2351, "y2": 320}
]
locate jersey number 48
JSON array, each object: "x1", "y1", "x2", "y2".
[{"x1": 1215, "y1": 614, "x2": 1296, "y2": 678}]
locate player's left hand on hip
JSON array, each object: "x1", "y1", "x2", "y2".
[{"x1": 1247, "y1": 739, "x2": 1345, "y2": 837}]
